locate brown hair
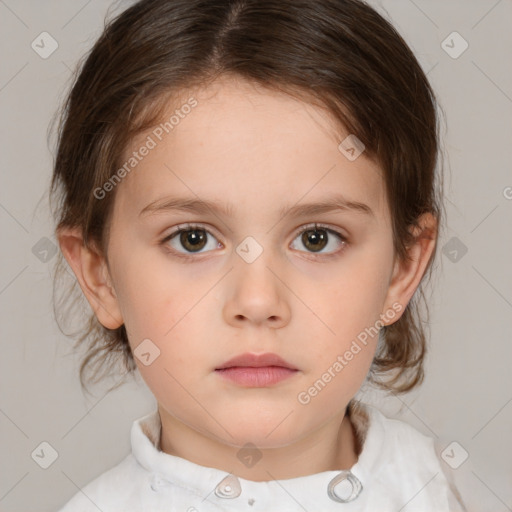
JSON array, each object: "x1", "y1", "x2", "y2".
[{"x1": 49, "y1": 0, "x2": 443, "y2": 396}]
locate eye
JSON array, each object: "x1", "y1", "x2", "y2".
[
  {"x1": 160, "y1": 222, "x2": 347, "y2": 260},
  {"x1": 290, "y1": 223, "x2": 347, "y2": 256},
  {"x1": 160, "y1": 224, "x2": 222, "y2": 256}
]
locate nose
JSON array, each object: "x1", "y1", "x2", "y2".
[{"x1": 222, "y1": 247, "x2": 291, "y2": 329}]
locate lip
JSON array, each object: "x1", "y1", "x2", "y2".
[
  {"x1": 216, "y1": 352, "x2": 298, "y2": 370},
  {"x1": 215, "y1": 352, "x2": 299, "y2": 387}
]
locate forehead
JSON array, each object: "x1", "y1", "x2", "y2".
[{"x1": 115, "y1": 76, "x2": 387, "y2": 222}]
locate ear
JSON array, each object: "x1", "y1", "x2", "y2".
[
  {"x1": 57, "y1": 227, "x2": 124, "y2": 330},
  {"x1": 381, "y1": 213, "x2": 437, "y2": 325}
]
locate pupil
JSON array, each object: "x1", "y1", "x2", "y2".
[
  {"x1": 302, "y1": 229, "x2": 327, "y2": 252},
  {"x1": 181, "y1": 229, "x2": 206, "y2": 252}
]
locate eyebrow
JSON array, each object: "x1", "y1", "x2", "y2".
[{"x1": 139, "y1": 194, "x2": 374, "y2": 219}]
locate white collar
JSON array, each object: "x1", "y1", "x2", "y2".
[{"x1": 130, "y1": 400, "x2": 389, "y2": 508}]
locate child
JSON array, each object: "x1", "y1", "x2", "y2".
[{"x1": 51, "y1": 0, "x2": 467, "y2": 510}]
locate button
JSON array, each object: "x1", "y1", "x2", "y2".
[
  {"x1": 327, "y1": 470, "x2": 362, "y2": 503},
  {"x1": 214, "y1": 474, "x2": 242, "y2": 499},
  {"x1": 150, "y1": 473, "x2": 169, "y2": 492}
]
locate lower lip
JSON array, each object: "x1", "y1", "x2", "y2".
[{"x1": 215, "y1": 366, "x2": 298, "y2": 387}]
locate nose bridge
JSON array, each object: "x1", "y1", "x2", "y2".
[
  {"x1": 223, "y1": 233, "x2": 291, "y2": 327},
  {"x1": 233, "y1": 233, "x2": 281, "y2": 294}
]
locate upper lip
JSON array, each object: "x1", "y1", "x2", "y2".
[{"x1": 215, "y1": 352, "x2": 298, "y2": 370}]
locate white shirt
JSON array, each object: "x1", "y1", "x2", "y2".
[{"x1": 57, "y1": 401, "x2": 467, "y2": 511}]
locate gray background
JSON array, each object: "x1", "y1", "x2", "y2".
[{"x1": 1, "y1": 0, "x2": 511, "y2": 510}]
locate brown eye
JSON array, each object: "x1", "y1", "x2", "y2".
[
  {"x1": 301, "y1": 228, "x2": 328, "y2": 252},
  {"x1": 162, "y1": 224, "x2": 221, "y2": 256},
  {"x1": 290, "y1": 224, "x2": 346, "y2": 256},
  {"x1": 179, "y1": 229, "x2": 207, "y2": 252}
]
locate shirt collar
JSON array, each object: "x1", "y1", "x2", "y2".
[{"x1": 131, "y1": 399, "x2": 387, "y2": 509}]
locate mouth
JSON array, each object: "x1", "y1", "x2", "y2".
[{"x1": 215, "y1": 352, "x2": 299, "y2": 387}]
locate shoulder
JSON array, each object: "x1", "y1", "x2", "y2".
[
  {"x1": 372, "y1": 404, "x2": 440, "y2": 458},
  {"x1": 56, "y1": 454, "x2": 147, "y2": 512},
  {"x1": 350, "y1": 400, "x2": 467, "y2": 511},
  {"x1": 349, "y1": 399, "x2": 438, "y2": 462}
]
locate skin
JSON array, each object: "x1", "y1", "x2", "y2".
[{"x1": 58, "y1": 76, "x2": 437, "y2": 481}]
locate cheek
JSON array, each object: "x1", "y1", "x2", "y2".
[
  {"x1": 114, "y1": 259, "x2": 211, "y2": 367},
  {"x1": 111, "y1": 251, "x2": 195, "y2": 338},
  {"x1": 296, "y1": 247, "x2": 392, "y2": 374},
  {"x1": 310, "y1": 251, "x2": 392, "y2": 329},
  {"x1": 127, "y1": 310, "x2": 205, "y2": 407}
]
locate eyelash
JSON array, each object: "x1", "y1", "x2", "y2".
[{"x1": 159, "y1": 222, "x2": 348, "y2": 261}]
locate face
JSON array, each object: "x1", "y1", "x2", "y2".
[{"x1": 99, "y1": 77, "x2": 400, "y2": 448}]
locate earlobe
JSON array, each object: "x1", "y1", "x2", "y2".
[
  {"x1": 381, "y1": 213, "x2": 437, "y2": 325},
  {"x1": 57, "y1": 227, "x2": 124, "y2": 330}
]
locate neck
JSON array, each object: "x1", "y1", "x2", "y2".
[{"x1": 158, "y1": 406, "x2": 359, "y2": 481}]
